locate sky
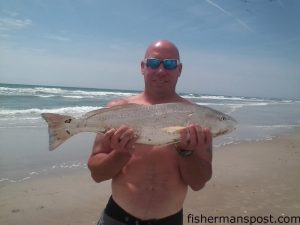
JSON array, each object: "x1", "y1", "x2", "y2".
[{"x1": 0, "y1": 0, "x2": 299, "y2": 99}]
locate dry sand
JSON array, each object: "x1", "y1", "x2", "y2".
[{"x1": 1, "y1": 130, "x2": 299, "y2": 225}]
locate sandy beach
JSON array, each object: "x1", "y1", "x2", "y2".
[{"x1": 1, "y1": 129, "x2": 299, "y2": 225}]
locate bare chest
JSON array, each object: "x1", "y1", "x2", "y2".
[{"x1": 117, "y1": 145, "x2": 182, "y2": 188}]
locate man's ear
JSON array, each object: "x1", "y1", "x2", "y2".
[
  {"x1": 178, "y1": 63, "x2": 183, "y2": 77},
  {"x1": 141, "y1": 61, "x2": 146, "y2": 75}
]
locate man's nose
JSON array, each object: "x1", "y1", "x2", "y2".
[{"x1": 157, "y1": 63, "x2": 166, "y2": 73}]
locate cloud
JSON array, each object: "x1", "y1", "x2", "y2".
[
  {"x1": 0, "y1": 17, "x2": 32, "y2": 31},
  {"x1": 43, "y1": 34, "x2": 71, "y2": 41}
]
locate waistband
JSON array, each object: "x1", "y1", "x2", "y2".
[{"x1": 104, "y1": 196, "x2": 183, "y2": 225}]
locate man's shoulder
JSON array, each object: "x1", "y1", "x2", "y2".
[
  {"x1": 106, "y1": 98, "x2": 130, "y2": 107},
  {"x1": 107, "y1": 94, "x2": 192, "y2": 107},
  {"x1": 106, "y1": 94, "x2": 144, "y2": 107}
]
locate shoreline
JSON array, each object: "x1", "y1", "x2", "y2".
[
  {"x1": 1, "y1": 124, "x2": 299, "y2": 184},
  {"x1": 1, "y1": 129, "x2": 300, "y2": 225}
]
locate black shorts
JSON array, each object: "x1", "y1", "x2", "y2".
[{"x1": 99, "y1": 196, "x2": 183, "y2": 225}]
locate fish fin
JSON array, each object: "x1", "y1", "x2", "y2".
[
  {"x1": 84, "y1": 108, "x2": 107, "y2": 118},
  {"x1": 84, "y1": 104, "x2": 141, "y2": 118},
  {"x1": 41, "y1": 113, "x2": 77, "y2": 151},
  {"x1": 161, "y1": 126, "x2": 186, "y2": 134}
]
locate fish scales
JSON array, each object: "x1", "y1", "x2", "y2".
[
  {"x1": 41, "y1": 102, "x2": 237, "y2": 151},
  {"x1": 88, "y1": 104, "x2": 190, "y2": 127}
]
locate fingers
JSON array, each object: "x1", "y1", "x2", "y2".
[
  {"x1": 103, "y1": 128, "x2": 116, "y2": 141},
  {"x1": 93, "y1": 126, "x2": 138, "y2": 157},
  {"x1": 101, "y1": 128, "x2": 116, "y2": 148},
  {"x1": 188, "y1": 126, "x2": 197, "y2": 146},
  {"x1": 179, "y1": 124, "x2": 212, "y2": 149},
  {"x1": 110, "y1": 125, "x2": 137, "y2": 153},
  {"x1": 195, "y1": 125, "x2": 205, "y2": 145},
  {"x1": 111, "y1": 126, "x2": 131, "y2": 146},
  {"x1": 124, "y1": 134, "x2": 139, "y2": 154},
  {"x1": 203, "y1": 127, "x2": 212, "y2": 145},
  {"x1": 118, "y1": 128, "x2": 135, "y2": 149}
]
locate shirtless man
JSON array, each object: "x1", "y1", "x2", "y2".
[{"x1": 88, "y1": 40, "x2": 213, "y2": 225}]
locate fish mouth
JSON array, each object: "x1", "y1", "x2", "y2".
[
  {"x1": 215, "y1": 126, "x2": 236, "y2": 137},
  {"x1": 215, "y1": 129, "x2": 230, "y2": 137}
]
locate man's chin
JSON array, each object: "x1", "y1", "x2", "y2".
[{"x1": 152, "y1": 80, "x2": 169, "y2": 87}]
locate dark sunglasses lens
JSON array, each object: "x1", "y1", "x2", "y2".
[
  {"x1": 163, "y1": 60, "x2": 177, "y2": 70},
  {"x1": 147, "y1": 59, "x2": 161, "y2": 69}
]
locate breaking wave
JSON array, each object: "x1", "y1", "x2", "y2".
[
  {"x1": 0, "y1": 86, "x2": 135, "y2": 99},
  {"x1": 0, "y1": 106, "x2": 101, "y2": 117}
]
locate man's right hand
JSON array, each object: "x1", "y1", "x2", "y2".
[
  {"x1": 88, "y1": 125, "x2": 138, "y2": 182},
  {"x1": 109, "y1": 125, "x2": 137, "y2": 156},
  {"x1": 93, "y1": 125, "x2": 137, "y2": 155}
]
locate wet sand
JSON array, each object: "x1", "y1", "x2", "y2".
[{"x1": 1, "y1": 129, "x2": 299, "y2": 225}]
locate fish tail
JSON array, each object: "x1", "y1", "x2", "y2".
[{"x1": 41, "y1": 113, "x2": 78, "y2": 151}]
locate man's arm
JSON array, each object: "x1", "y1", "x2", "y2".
[
  {"x1": 177, "y1": 125, "x2": 213, "y2": 191},
  {"x1": 87, "y1": 99, "x2": 137, "y2": 183},
  {"x1": 87, "y1": 126, "x2": 136, "y2": 182}
]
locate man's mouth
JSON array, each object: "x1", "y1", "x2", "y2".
[{"x1": 152, "y1": 79, "x2": 169, "y2": 83}]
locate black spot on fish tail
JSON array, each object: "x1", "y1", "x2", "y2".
[
  {"x1": 66, "y1": 130, "x2": 71, "y2": 135},
  {"x1": 65, "y1": 119, "x2": 72, "y2": 123},
  {"x1": 148, "y1": 138, "x2": 151, "y2": 142}
]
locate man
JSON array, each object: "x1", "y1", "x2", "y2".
[{"x1": 88, "y1": 40, "x2": 212, "y2": 225}]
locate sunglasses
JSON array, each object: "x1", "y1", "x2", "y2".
[{"x1": 143, "y1": 58, "x2": 180, "y2": 70}]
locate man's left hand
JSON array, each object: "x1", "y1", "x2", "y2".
[{"x1": 178, "y1": 124, "x2": 212, "y2": 162}]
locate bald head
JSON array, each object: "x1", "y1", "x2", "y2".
[{"x1": 144, "y1": 40, "x2": 180, "y2": 60}]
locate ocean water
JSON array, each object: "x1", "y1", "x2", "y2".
[{"x1": 1, "y1": 83, "x2": 300, "y2": 184}]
